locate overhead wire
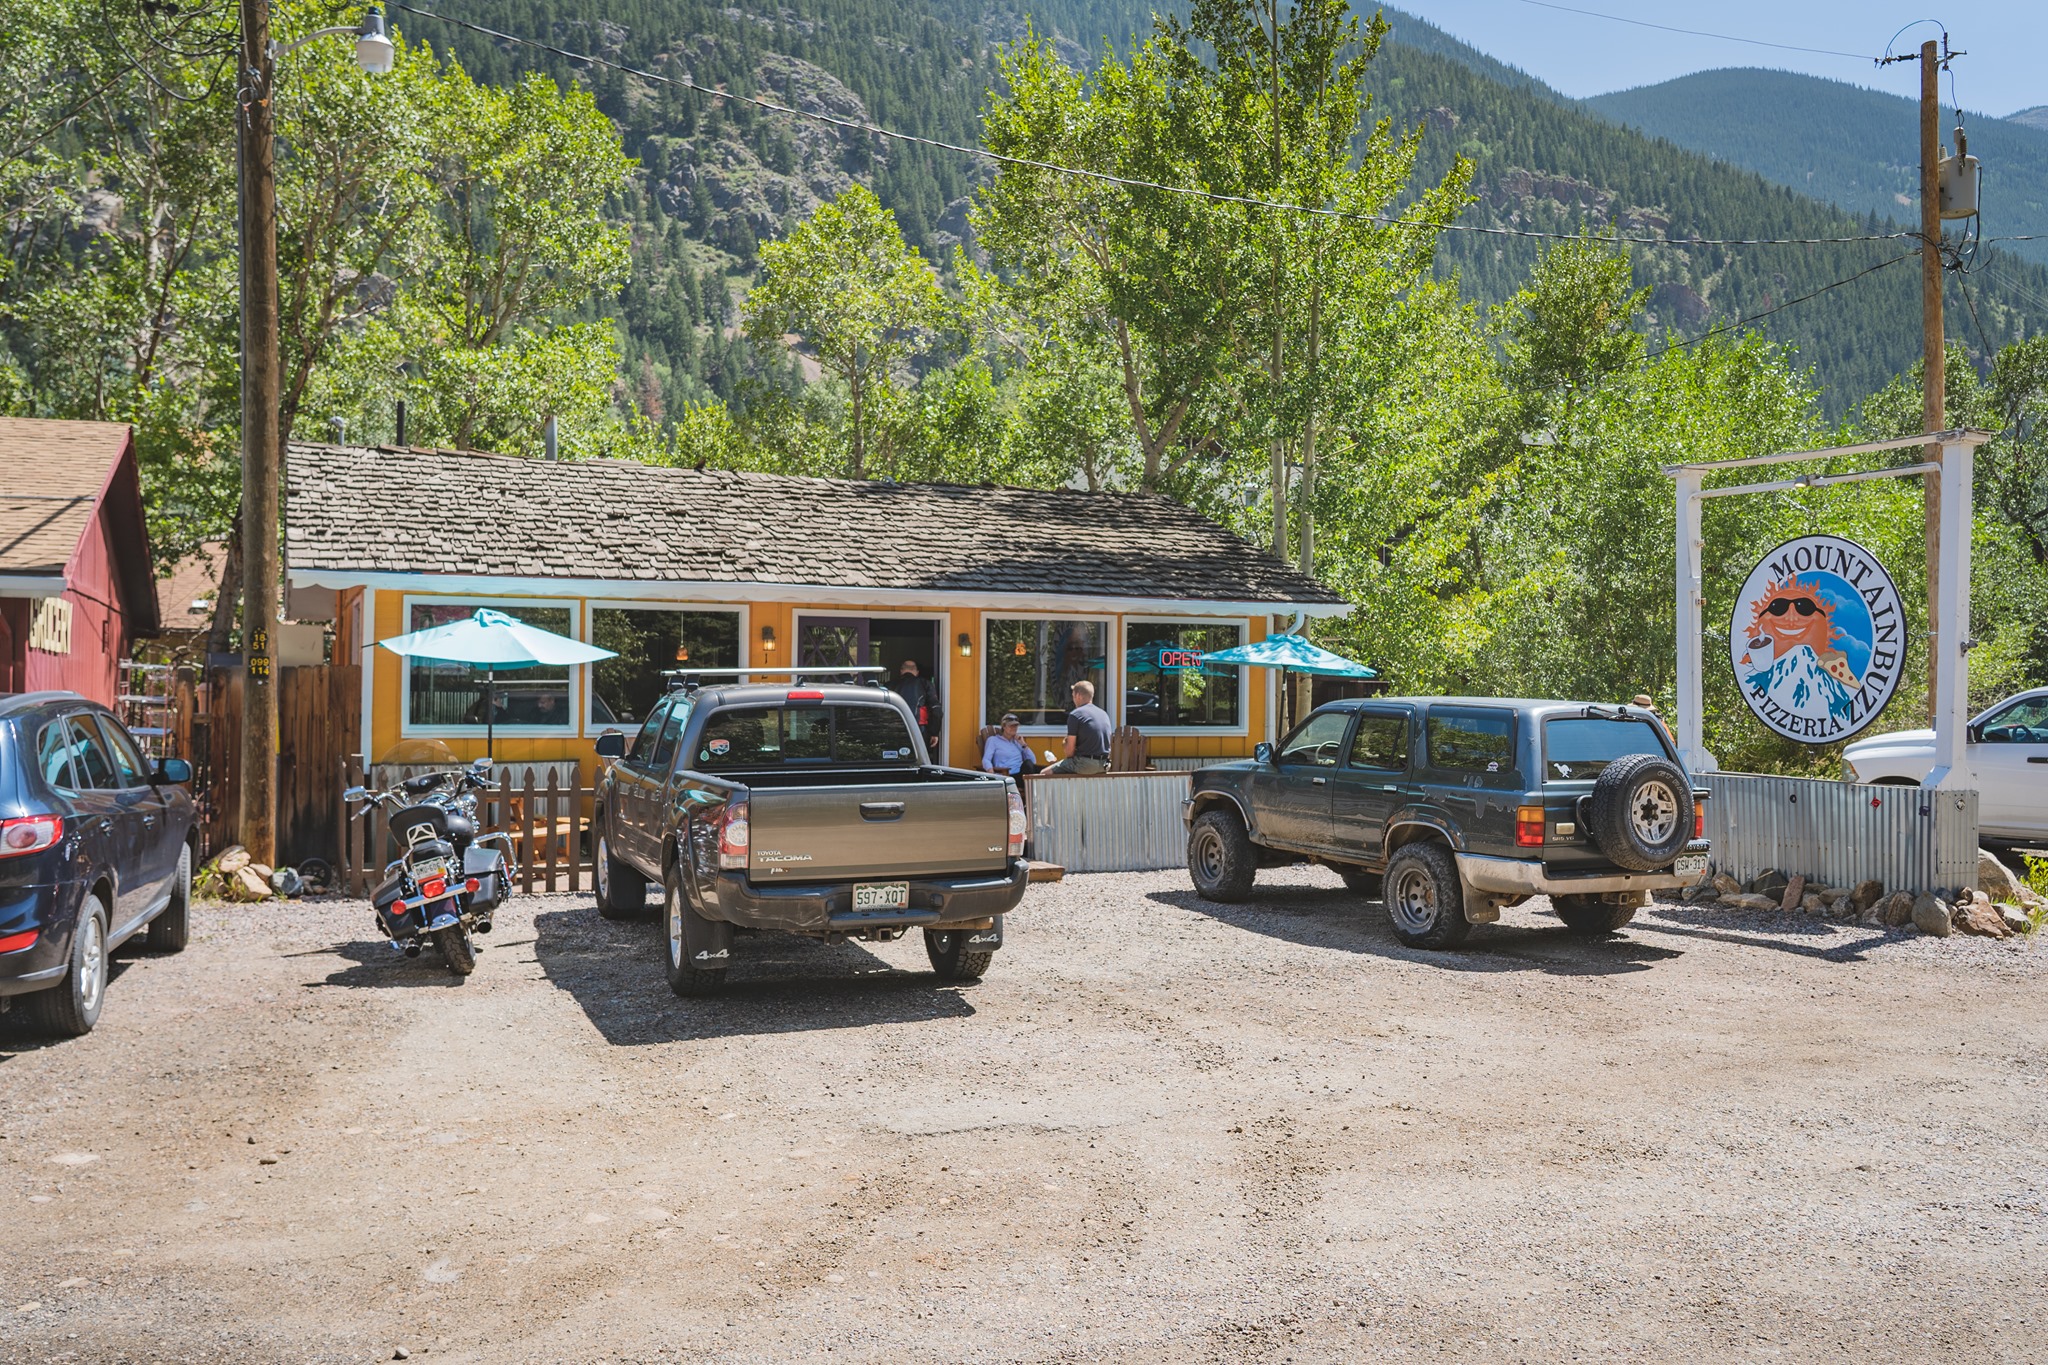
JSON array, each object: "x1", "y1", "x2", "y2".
[
  {"x1": 1639, "y1": 253, "x2": 1919, "y2": 362},
  {"x1": 385, "y1": 2, "x2": 1910, "y2": 250},
  {"x1": 1506, "y1": 0, "x2": 1876, "y2": 62}
]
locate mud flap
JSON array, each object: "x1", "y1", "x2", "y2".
[
  {"x1": 959, "y1": 917, "x2": 1004, "y2": 952},
  {"x1": 1462, "y1": 886, "x2": 1503, "y2": 925},
  {"x1": 682, "y1": 903, "x2": 734, "y2": 970}
]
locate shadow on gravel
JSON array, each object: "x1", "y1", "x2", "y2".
[
  {"x1": 1149, "y1": 886, "x2": 1684, "y2": 976},
  {"x1": 0, "y1": 959, "x2": 140, "y2": 1053},
  {"x1": 305, "y1": 938, "x2": 480, "y2": 989},
  {"x1": 532, "y1": 906, "x2": 977, "y2": 1044},
  {"x1": 1632, "y1": 906, "x2": 1897, "y2": 964}
]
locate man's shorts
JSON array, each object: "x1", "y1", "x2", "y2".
[{"x1": 1042, "y1": 755, "x2": 1111, "y2": 776}]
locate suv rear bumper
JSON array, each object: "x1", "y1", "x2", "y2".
[
  {"x1": 707, "y1": 860, "x2": 1030, "y2": 933},
  {"x1": 1458, "y1": 842, "x2": 1710, "y2": 898}
]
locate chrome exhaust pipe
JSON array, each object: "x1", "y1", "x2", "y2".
[
  {"x1": 474, "y1": 920, "x2": 492, "y2": 934},
  {"x1": 403, "y1": 942, "x2": 422, "y2": 958}
]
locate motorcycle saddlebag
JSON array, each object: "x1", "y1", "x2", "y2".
[{"x1": 463, "y1": 845, "x2": 508, "y2": 913}]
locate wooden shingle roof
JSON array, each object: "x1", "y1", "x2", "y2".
[
  {"x1": 284, "y1": 444, "x2": 1347, "y2": 610},
  {"x1": 0, "y1": 417, "x2": 132, "y2": 576}
]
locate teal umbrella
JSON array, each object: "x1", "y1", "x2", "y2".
[
  {"x1": 1201, "y1": 634, "x2": 1377, "y2": 678},
  {"x1": 377, "y1": 608, "x2": 616, "y2": 759}
]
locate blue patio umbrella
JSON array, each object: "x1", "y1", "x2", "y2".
[
  {"x1": 1201, "y1": 634, "x2": 1377, "y2": 678},
  {"x1": 376, "y1": 608, "x2": 616, "y2": 759}
]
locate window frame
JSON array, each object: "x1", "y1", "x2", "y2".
[
  {"x1": 398, "y1": 594, "x2": 584, "y2": 739},
  {"x1": 584, "y1": 600, "x2": 750, "y2": 737},
  {"x1": 1119, "y1": 616, "x2": 1250, "y2": 737},
  {"x1": 978, "y1": 611, "x2": 1118, "y2": 737},
  {"x1": 91, "y1": 714, "x2": 150, "y2": 788}
]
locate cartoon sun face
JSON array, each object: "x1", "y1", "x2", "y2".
[{"x1": 1746, "y1": 575, "x2": 1838, "y2": 657}]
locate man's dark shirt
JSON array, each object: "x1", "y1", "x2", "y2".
[
  {"x1": 890, "y1": 673, "x2": 931, "y2": 715},
  {"x1": 1066, "y1": 701, "x2": 1112, "y2": 759}
]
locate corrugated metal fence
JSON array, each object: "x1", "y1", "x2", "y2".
[
  {"x1": 1026, "y1": 771, "x2": 1192, "y2": 873},
  {"x1": 1703, "y1": 772, "x2": 1979, "y2": 896}
]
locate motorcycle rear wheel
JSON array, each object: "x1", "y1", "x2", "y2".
[{"x1": 435, "y1": 926, "x2": 477, "y2": 977}]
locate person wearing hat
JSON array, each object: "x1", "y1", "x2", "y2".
[{"x1": 981, "y1": 713, "x2": 1038, "y2": 777}]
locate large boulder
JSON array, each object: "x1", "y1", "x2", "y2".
[
  {"x1": 1911, "y1": 894, "x2": 1953, "y2": 937},
  {"x1": 1747, "y1": 869, "x2": 1791, "y2": 901},
  {"x1": 1998, "y1": 904, "x2": 2034, "y2": 934},
  {"x1": 1978, "y1": 849, "x2": 2024, "y2": 901},
  {"x1": 1712, "y1": 872, "x2": 1743, "y2": 897},
  {"x1": 216, "y1": 845, "x2": 251, "y2": 876},
  {"x1": 1849, "y1": 879, "x2": 1886, "y2": 912},
  {"x1": 1725, "y1": 893, "x2": 1782, "y2": 912},
  {"x1": 1878, "y1": 891, "x2": 1916, "y2": 927},
  {"x1": 1779, "y1": 873, "x2": 1808, "y2": 911},
  {"x1": 1953, "y1": 891, "x2": 2013, "y2": 939}
]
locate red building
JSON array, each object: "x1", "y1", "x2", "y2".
[{"x1": 0, "y1": 418, "x2": 159, "y2": 705}]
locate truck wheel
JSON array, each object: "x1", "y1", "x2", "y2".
[
  {"x1": 925, "y1": 928, "x2": 994, "y2": 982},
  {"x1": 1382, "y1": 843, "x2": 1471, "y2": 949},
  {"x1": 594, "y1": 829, "x2": 648, "y2": 920},
  {"x1": 1188, "y1": 809, "x2": 1257, "y2": 903},
  {"x1": 146, "y1": 844, "x2": 192, "y2": 953},
  {"x1": 1553, "y1": 894, "x2": 1637, "y2": 936},
  {"x1": 1587, "y1": 753, "x2": 1693, "y2": 872},
  {"x1": 1337, "y1": 865, "x2": 1382, "y2": 899},
  {"x1": 664, "y1": 872, "x2": 726, "y2": 997},
  {"x1": 26, "y1": 893, "x2": 109, "y2": 1037}
]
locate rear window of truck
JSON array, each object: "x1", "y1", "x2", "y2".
[
  {"x1": 692, "y1": 704, "x2": 920, "y2": 770},
  {"x1": 1543, "y1": 717, "x2": 1669, "y2": 780}
]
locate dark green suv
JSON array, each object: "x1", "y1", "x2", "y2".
[{"x1": 1183, "y1": 698, "x2": 1710, "y2": 947}]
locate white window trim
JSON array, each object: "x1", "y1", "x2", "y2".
[
  {"x1": 1121, "y1": 615, "x2": 1251, "y2": 737},
  {"x1": 583, "y1": 600, "x2": 751, "y2": 737},
  {"x1": 398, "y1": 593, "x2": 584, "y2": 739},
  {"x1": 979, "y1": 611, "x2": 1119, "y2": 737}
]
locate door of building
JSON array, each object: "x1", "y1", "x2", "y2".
[{"x1": 798, "y1": 617, "x2": 869, "y2": 670}]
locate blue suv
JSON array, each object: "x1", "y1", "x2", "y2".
[{"x1": 1, "y1": 693, "x2": 197, "y2": 1036}]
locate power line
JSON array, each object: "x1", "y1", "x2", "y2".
[
  {"x1": 1641, "y1": 253, "x2": 1918, "y2": 361},
  {"x1": 387, "y1": 3, "x2": 1909, "y2": 250},
  {"x1": 1507, "y1": 0, "x2": 1877, "y2": 61}
]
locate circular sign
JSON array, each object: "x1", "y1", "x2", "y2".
[{"x1": 1729, "y1": 534, "x2": 1906, "y2": 744}]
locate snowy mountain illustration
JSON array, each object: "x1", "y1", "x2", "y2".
[{"x1": 1747, "y1": 643, "x2": 1856, "y2": 723}]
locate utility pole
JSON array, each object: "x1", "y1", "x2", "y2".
[
  {"x1": 238, "y1": 0, "x2": 280, "y2": 864},
  {"x1": 1917, "y1": 37, "x2": 1945, "y2": 725}
]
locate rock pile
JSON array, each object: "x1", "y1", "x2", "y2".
[{"x1": 1680, "y1": 848, "x2": 2043, "y2": 941}]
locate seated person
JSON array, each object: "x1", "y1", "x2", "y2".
[{"x1": 981, "y1": 714, "x2": 1039, "y2": 777}]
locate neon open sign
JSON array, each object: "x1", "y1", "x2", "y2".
[{"x1": 1157, "y1": 648, "x2": 1207, "y2": 671}]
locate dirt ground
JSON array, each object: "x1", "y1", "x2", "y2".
[{"x1": 4, "y1": 865, "x2": 2046, "y2": 1365}]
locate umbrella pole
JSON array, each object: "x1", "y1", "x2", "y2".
[{"x1": 486, "y1": 675, "x2": 495, "y2": 764}]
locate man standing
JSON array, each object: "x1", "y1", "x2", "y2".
[
  {"x1": 1041, "y1": 679, "x2": 1112, "y2": 776},
  {"x1": 890, "y1": 659, "x2": 937, "y2": 748}
]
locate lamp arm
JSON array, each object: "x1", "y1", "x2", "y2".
[{"x1": 268, "y1": 25, "x2": 361, "y2": 61}]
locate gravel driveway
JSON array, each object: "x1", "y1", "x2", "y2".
[{"x1": 4, "y1": 866, "x2": 2045, "y2": 1364}]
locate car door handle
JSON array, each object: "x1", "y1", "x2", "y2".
[
  {"x1": 2030, "y1": 756, "x2": 2048, "y2": 764},
  {"x1": 859, "y1": 801, "x2": 906, "y2": 820}
]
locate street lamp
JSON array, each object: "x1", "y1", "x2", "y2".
[{"x1": 238, "y1": 4, "x2": 394, "y2": 863}]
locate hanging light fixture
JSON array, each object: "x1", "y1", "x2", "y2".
[
  {"x1": 674, "y1": 640, "x2": 690, "y2": 662},
  {"x1": 958, "y1": 632, "x2": 973, "y2": 658},
  {"x1": 1013, "y1": 638, "x2": 1028, "y2": 656}
]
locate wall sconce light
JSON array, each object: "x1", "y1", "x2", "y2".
[
  {"x1": 674, "y1": 641, "x2": 690, "y2": 662},
  {"x1": 957, "y1": 632, "x2": 973, "y2": 658},
  {"x1": 760, "y1": 625, "x2": 777, "y2": 653},
  {"x1": 1013, "y1": 638, "x2": 1028, "y2": 656}
]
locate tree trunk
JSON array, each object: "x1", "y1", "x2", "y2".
[
  {"x1": 1266, "y1": 0, "x2": 1286, "y2": 559},
  {"x1": 848, "y1": 366, "x2": 865, "y2": 479},
  {"x1": 206, "y1": 527, "x2": 243, "y2": 657},
  {"x1": 1299, "y1": 281, "x2": 1320, "y2": 578}
]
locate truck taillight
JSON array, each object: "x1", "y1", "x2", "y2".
[
  {"x1": 1694, "y1": 801, "x2": 1706, "y2": 840},
  {"x1": 1515, "y1": 804, "x2": 1545, "y2": 848},
  {"x1": 0, "y1": 814, "x2": 61, "y2": 858},
  {"x1": 1007, "y1": 788, "x2": 1027, "y2": 859},
  {"x1": 718, "y1": 798, "x2": 750, "y2": 870}
]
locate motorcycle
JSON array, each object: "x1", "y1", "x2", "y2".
[{"x1": 343, "y1": 758, "x2": 515, "y2": 977}]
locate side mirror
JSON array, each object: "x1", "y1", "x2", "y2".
[
  {"x1": 153, "y1": 757, "x2": 192, "y2": 785},
  {"x1": 593, "y1": 731, "x2": 625, "y2": 759},
  {"x1": 1253, "y1": 741, "x2": 1275, "y2": 765},
  {"x1": 343, "y1": 785, "x2": 368, "y2": 801},
  {"x1": 470, "y1": 756, "x2": 493, "y2": 772}
]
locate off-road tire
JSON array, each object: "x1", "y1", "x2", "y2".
[
  {"x1": 594, "y1": 827, "x2": 648, "y2": 920},
  {"x1": 26, "y1": 894, "x2": 109, "y2": 1037},
  {"x1": 1382, "y1": 842, "x2": 1472, "y2": 950},
  {"x1": 1188, "y1": 809, "x2": 1257, "y2": 903},
  {"x1": 664, "y1": 871, "x2": 727, "y2": 997},
  {"x1": 435, "y1": 925, "x2": 477, "y2": 976},
  {"x1": 925, "y1": 928, "x2": 994, "y2": 982},
  {"x1": 1553, "y1": 894, "x2": 1638, "y2": 936},
  {"x1": 1337, "y1": 864, "x2": 1382, "y2": 899},
  {"x1": 146, "y1": 844, "x2": 192, "y2": 953},
  {"x1": 1587, "y1": 753, "x2": 1694, "y2": 872}
]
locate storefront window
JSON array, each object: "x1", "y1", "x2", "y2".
[
  {"x1": 406, "y1": 602, "x2": 574, "y2": 729},
  {"x1": 985, "y1": 618, "x2": 1108, "y2": 727},
  {"x1": 590, "y1": 608, "x2": 741, "y2": 726},
  {"x1": 1123, "y1": 622, "x2": 1243, "y2": 729}
]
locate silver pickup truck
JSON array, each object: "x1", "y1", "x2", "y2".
[{"x1": 591, "y1": 676, "x2": 1028, "y2": 996}]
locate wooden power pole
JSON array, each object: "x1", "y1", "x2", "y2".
[
  {"x1": 1918, "y1": 38, "x2": 1946, "y2": 724},
  {"x1": 238, "y1": 0, "x2": 280, "y2": 864}
]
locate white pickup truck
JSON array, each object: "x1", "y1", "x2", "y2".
[{"x1": 1841, "y1": 687, "x2": 2048, "y2": 841}]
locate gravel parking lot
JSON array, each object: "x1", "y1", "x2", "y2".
[{"x1": 4, "y1": 866, "x2": 2046, "y2": 1364}]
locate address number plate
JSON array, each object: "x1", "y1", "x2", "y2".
[
  {"x1": 1673, "y1": 853, "x2": 1709, "y2": 878},
  {"x1": 853, "y1": 881, "x2": 910, "y2": 911}
]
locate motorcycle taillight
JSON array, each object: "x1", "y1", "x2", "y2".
[{"x1": 718, "y1": 798, "x2": 750, "y2": 871}]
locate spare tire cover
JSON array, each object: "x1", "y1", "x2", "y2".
[{"x1": 1586, "y1": 752, "x2": 1693, "y2": 872}]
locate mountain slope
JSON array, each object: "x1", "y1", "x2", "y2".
[{"x1": 1586, "y1": 69, "x2": 2048, "y2": 268}]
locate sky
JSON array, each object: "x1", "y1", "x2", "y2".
[{"x1": 1404, "y1": 0, "x2": 2047, "y2": 118}]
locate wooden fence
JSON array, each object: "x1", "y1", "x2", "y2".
[
  {"x1": 279, "y1": 664, "x2": 360, "y2": 867},
  {"x1": 337, "y1": 758, "x2": 594, "y2": 898}
]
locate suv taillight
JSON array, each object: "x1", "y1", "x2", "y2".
[
  {"x1": 0, "y1": 815, "x2": 61, "y2": 858},
  {"x1": 718, "y1": 798, "x2": 750, "y2": 870},
  {"x1": 1515, "y1": 804, "x2": 1545, "y2": 848},
  {"x1": 1007, "y1": 787, "x2": 1027, "y2": 859},
  {"x1": 1694, "y1": 800, "x2": 1706, "y2": 841}
]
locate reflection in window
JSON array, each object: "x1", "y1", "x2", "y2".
[
  {"x1": 1124, "y1": 622, "x2": 1242, "y2": 728},
  {"x1": 406, "y1": 603, "x2": 574, "y2": 729},
  {"x1": 1428, "y1": 710, "x2": 1515, "y2": 773},
  {"x1": 1348, "y1": 713, "x2": 1410, "y2": 771},
  {"x1": 591, "y1": 608, "x2": 741, "y2": 725},
  {"x1": 1280, "y1": 711, "x2": 1350, "y2": 767},
  {"x1": 985, "y1": 619, "x2": 1106, "y2": 727}
]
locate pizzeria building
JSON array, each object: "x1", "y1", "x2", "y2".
[{"x1": 283, "y1": 443, "x2": 1348, "y2": 779}]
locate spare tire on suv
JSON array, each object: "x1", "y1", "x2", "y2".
[{"x1": 1586, "y1": 753, "x2": 1693, "y2": 872}]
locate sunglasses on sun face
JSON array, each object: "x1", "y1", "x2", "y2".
[{"x1": 1763, "y1": 597, "x2": 1820, "y2": 617}]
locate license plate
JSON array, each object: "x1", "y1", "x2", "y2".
[
  {"x1": 1673, "y1": 853, "x2": 1709, "y2": 878},
  {"x1": 411, "y1": 858, "x2": 450, "y2": 883},
  {"x1": 852, "y1": 881, "x2": 909, "y2": 911}
]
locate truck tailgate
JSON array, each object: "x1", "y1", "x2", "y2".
[{"x1": 747, "y1": 780, "x2": 1011, "y2": 880}]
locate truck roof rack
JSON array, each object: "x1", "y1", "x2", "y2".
[{"x1": 660, "y1": 665, "x2": 893, "y2": 693}]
